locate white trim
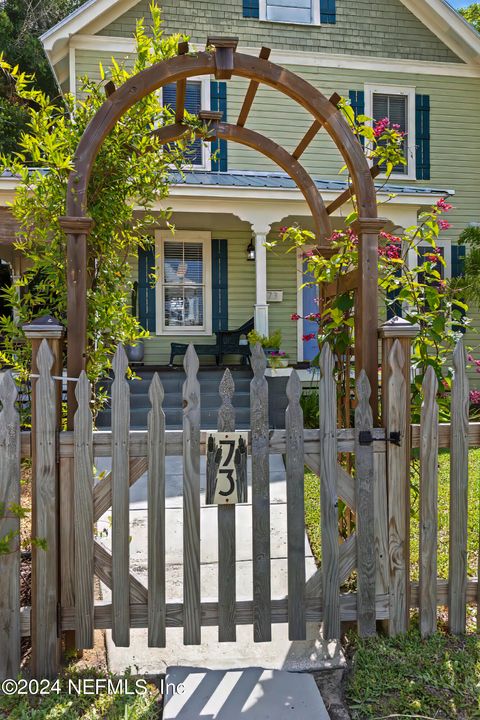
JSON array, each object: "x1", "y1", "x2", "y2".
[
  {"x1": 69, "y1": 47, "x2": 76, "y2": 99},
  {"x1": 364, "y1": 83, "x2": 417, "y2": 181},
  {"x1": 259, "y1": 0, "x2": 321, "y2": 26},
  {"x1": 54, "y1": 36, "x2": 480, "y2": 78},
  {"x1": 155, "y1": 230, "x2": 212, "y2": 336},
  {"x1": 407, "y1": 235, "x2": 452, "y2": 278},
  {"x1": 296, "y1": 245, "x2": 317, "y2": 362}
]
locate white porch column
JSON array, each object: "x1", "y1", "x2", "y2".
[{"x1": 253, "y1": 225, "x2": 270, "y2": 337}]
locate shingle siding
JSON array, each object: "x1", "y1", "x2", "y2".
[{"x1": 96, "y1": 0, "x2": 461, "y2": 63}]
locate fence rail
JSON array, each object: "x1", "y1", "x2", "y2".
[{"x1": 1, "y1": 337, "x2": 479, "y2": 679}]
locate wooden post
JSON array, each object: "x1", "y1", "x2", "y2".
[
  {"x1": 379, "y1": 317, "x2": 419, "y2": 635},
  {"x1": 58, "y1": 216, "x2": 94, "y2": 428},
  {"x1": 353, "y1": 217, "x2": 385, "y2": 421},
  {"x1": 23, "y1": 321, "x2": 64, "y2": 678}
]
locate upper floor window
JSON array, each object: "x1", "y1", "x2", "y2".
[
  {"x1": 162, "y1": 79, "x2": 210, "y2": 169},
  {"x1": 259, "y1": 0, "x2": 320, "y2": 24},
  {"x1": 365, "y1": 85, "x2": 416, "y2": 180}
]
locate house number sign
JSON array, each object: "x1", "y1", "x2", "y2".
[{"x1": 206, "y1": 432, "x2": 248, "y2": 505}]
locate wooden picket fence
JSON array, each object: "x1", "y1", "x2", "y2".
[{"x1": 0, "y1": 336, "x2": 479, "y2": 679}]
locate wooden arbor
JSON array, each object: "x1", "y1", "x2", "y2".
[{"x1": 61, "y1": 37, "x2": 383, "y2": 420}]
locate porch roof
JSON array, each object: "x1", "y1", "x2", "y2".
[{"x1": 170, "y1": 170, "x2": 453, "y2": 197}]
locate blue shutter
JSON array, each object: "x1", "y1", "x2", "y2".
[
  {"x1": 163, "y1": 81, "x2": 203, "y2": 165},
  {"x1": 138, "y1": 246, "x2": 156, "y2": 332},
  {"x1": 451, "y1": 244, "x2": 466, "y2": 333},
  {"x1": 320, "y1": 0, "x2": 336, "y2": 23},
  {"x1": 211, "y1": 239, "x2": 228, "y2": 331},
  {"x1": 349, "y1": 90, "x2": 365, "y2": 145},
  {"x1": 415, "y1": 94, "x2": 430, "y2": 180},
  {"x1": 243, "y1": 0, "x2": 259, "y2": 17},
  {"x1": 452, "y1": 244, "x2": 466, "y2": 278},
  {"x1": 210, "y1": 81, "x2": 228, "y2": 172}
]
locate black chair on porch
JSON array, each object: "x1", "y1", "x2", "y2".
[{"x1": 169, "y1": 317, "x2": 254, "y2": 367}]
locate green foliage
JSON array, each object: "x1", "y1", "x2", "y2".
[
  {"x1": 0, "y1": 667, "x2": 161, "y2": 719},
  {"x1": 0, "y1": 0, "x2": 85, "y2": 153},
  {"x1": 0, "y1": 499, "x2": 45, "y2": 555},
  {"x1": 458, "y1": 223, "x2": 480, "y2": 305},
  {"x1": 299, "y1": 388, "x2": 319, "y2": 429},
  {"x1": 0, "y1": 5, "x2": 204, "y2": 402},
  {"x1": 346, "y1": 625, "x2": 480, "y2": 718},
  {"x1": 247, "y1": 328, "x2": 282, "y2": 349},
  {"x1": 460, "y1": 2, "x2": 480, "y2": 32},
  {"x1": 270, "y1": 99, "x2": 468, "y2": 421}
]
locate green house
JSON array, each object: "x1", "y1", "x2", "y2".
[{"x1": 1, "y1": 0, "x2": 480, "y2": 377}]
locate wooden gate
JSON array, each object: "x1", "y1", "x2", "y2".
[{"x1": 3, "y1": 332, "x2": 478, "y2": 680}]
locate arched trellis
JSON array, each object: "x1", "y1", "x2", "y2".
[{"x1": 60, "y1": 38, "x2": 384, "y2": 421}]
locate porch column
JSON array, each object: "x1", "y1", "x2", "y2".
[{"x1": 253, "y1": 225, "x2": 269, "y2": 337}]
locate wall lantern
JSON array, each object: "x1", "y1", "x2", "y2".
[{"x1": 246, "y1": 238, "x2": 255, "y2": 261}]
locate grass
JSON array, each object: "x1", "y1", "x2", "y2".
[
  {"x1": 0, "y1": 668, "x2": 162, "y2": 720},
  {"x1": 304, "y1": 450, "x2": 480, "y2": 719},
  {"x1": 304, "y1": 449, "x2": 480, "y2": 585},
  {"x1": 345, "y1": 624, "x2": 480, "y2": 719}
]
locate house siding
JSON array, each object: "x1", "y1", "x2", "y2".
[
  {"x1": 72, "y1": 3, "x2": 480, "y2": 377},
  {"x1": 95, "y1": 0, "x2": 462, "y2": 63}
]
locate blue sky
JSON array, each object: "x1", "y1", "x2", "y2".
[{"x1": 446, "y1": 0, "x2": 467, "y2": 8}]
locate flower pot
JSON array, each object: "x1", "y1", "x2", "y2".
[
  {"x1": 268, "y1": 356, "x2": 289, "y2": 368},
  {"x1": 125, "y1": 340, "x2": 145, "y2": 363}
]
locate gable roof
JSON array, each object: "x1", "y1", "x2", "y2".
[{"x1": 41, "y1": 0, "x2": 480, "y2": 67}]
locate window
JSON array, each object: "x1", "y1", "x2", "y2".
[
  {"x1": 161, "y1": 79, "x2": 210, "y2": 169},
  {"x1": 260, "y1": 0, "x2": 320, "y2": 24},
  {"x1": 156, "y1": 231, "x2": 212, "y2": 335},
  {"x1": 365, "y1": 85, "x2": 416, "y2": 179}
]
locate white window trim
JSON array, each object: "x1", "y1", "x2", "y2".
[
  {"x1": 296, "y1": 246, "x2": 316, "y2": 362},
  {"x1": 155, "y1": 230, "x2": 212, "y2": 336},
  {"x1": 364, "y1": 84, "x2": 416, "y2": 181},
  {"x1": 159, "y1": 76, "x2": 211, "y2": 171},
  {"x1": 259, "y1": 0, "x2": 321, "y2": 26},
  {"x1": 408, "y1": 237, "x2": 452, "y2": 279}
]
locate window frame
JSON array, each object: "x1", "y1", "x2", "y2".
[
  {"x1": 159, "y1": 76, "x2": 211, "y2": 171},
  {"x1": 259, "y1": 0, "x2": 321, "y2": 25},
  {"x1": 155, "y1": 230, "x2": 212, "y2": 336},
  {"x1": 364, "y1": 84, "x2": 416, "y2": 181},
  {"x1": 408, "y1": 237, "x2": 451, "y2": 279}
]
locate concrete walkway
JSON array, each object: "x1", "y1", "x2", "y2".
[{"x1": 96, "y1": 454, "x2": 343, "y2": 675}]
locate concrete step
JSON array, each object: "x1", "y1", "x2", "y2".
[
  {"x1": 163, "y1": 667, "x2": 330, "y2": 719},
  {"x1": 96, "y1": 407, "x2": 252, "y2": 430}
]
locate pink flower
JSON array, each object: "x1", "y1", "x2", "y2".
[
  {"x1": 290, "y1": 313, "x2": 301, "y2": 321},
  {"x1": 467, "y1": 354, "x2": 474, "y2": 362},
  {"x1": 470, "y1": 390, "x2": 480, "y2": 405},
  {"x1": 439, "y1": 220, "x2": 451, "y2": 230},
  {"x1": 475, "y1": 360, "x2": 480, "y2": 367},
  {"x1": 303, "y1": 250, "x2": 314, "y2": 257},
  {"x1": 373, "y1": 117, "x2": 390, "y2": 138},
  {"x1": 279, "y1": 226, "x2": 288, "y2": 234},
  {"x1": 302, "y1": 333, "x2": 316, "y2": 341},
  {"x1": 436, "y1": 198, "x2": 453, "y2": 212}
]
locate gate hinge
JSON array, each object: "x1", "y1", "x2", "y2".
[{"x1": 358, "y1": 430, "x2": 402, "y2": 446}]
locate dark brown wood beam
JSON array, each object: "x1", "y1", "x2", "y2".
[
  {"x1": 237, "y1": 47, "x2": 271, "y2": 127},
  {"x1": 104, "y1": 81, "x2": 116, "y2": 97},
  {"x1": 326, "y1": 165, "x2": 382, "y2": 216},
  {"x1": 291, "y1": 92, "x2": 341, "y2": 160},
  {"x1": 323, "y1": 269, "x2": 359, "y2": 298},
  {"x1": 206, "y1": 36, "x2": 239, "y2": 79},
  {"x1": 174, "y1": 41, "x2": 189, "y2": 123}
]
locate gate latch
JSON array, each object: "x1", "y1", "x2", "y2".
[{"x1": 358, "y1": 430, "x2": 401, "y2": 446}]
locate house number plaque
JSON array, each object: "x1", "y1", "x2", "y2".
[{"x1": 205, "y1": 431, "x2": 248, "y2": 505}]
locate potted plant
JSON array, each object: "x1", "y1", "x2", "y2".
[
  {"x1": 247, "y1": 328, "x2": 282, "y2": 355},
  {"x1": 267, "y1": 350, "x2": 289, "y2": 369}
]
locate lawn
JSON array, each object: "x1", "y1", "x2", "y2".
[
  {"x1": 345, "y1": 625, "x2": 480, "y2": 719},
  {"x1": 0, "y1": 668, "x2": 162, "y2": 719},
  {"x1": 304, "y1": 449, "x2": 480, "y2": 719},
  {"x1": 304, "y1": 448, "x2": 480, "y2": 585}
]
